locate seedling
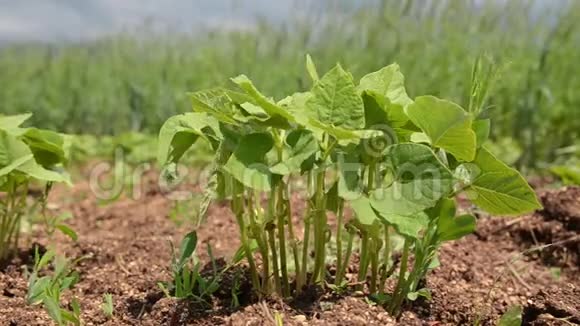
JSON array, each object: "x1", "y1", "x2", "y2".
[
  {"x1": 158, "y1": 231, "x2": 222, "y2": 302},
  {"x1": 26, "y1": 248, "x2": 82, "y2": 326},
  {"x1": 158, "y1": 56, "x2": 541, "y2": 315},
  {"x1": 102, "y1": 293, "x2": 114, "y2": 319},
  {"x1": 0, "y1": 114, "x2": 71, "y2": 261}
]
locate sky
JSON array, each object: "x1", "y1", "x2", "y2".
[
  {"x1": 0, "y1": 0, "x2": 371, "y2": 44},
  {"x1": 0, "y1": 0, "x2": 569, "y2": 44}
]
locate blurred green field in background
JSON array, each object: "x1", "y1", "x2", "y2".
[{"x1": 0, "y1": 0, "x2": 578, "y2": 176}]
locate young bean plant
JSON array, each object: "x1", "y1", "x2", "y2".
[
  {"x1": 0, "y1": 114, "x2": 71, "y2": 262},
  {"x1": 158, "y1": 56, "x2": 541, "y2": 315}
]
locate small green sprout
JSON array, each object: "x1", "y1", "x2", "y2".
[
  {"x1": 26, "y1": 248, "x2": 82, "y2": 326},
  {"x1": 102, "y1": 293, "x2": 114, "y2": 319}
]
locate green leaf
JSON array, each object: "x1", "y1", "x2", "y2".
[
  {"x1": 405, "y1": 96, "x2": 476, "y2": 161},
  {"x1": 465, "y1": 148, "x2": 542, "y2": 215},
  {"x1": 0, "y1": 113, "x2": 32, "y2": 128},
  {"x1": 223, "y1": 132, "x2": 274, "y2": 191},
  {"x1": 0, "y1": 130, "x2": 70, "y2": 184},
  {"x1": 22, "y1": 128, "x2": 69, "y2": 167},
  {"x1": 437, "y1": 214, "x2": 476, "y2": 242},
  {"x1": 307, "y1": 64, "x2": 365, "y2": 130},
  {"x1": 472, "y1": 119, "x2": 490, "y2": 148},
  {"x1": 349, "y1": 196, "x2": 378, "y2": 226},
  {"x1": 305, "y1": 54, "x2": 319, "y2": 82},
  {"x1": 270, "y1": 129, "x2": 318, "y2": 175},
  {"x1": 231, "y1": 75, "x2": 295, "y2": 127},
  {"x1": 498, "y1": 305, "x2": 523, "y2": 326},
  {"x1": 157, "y1": 113, "x2": 221, "y2": 166},
  {"x1": 358, "y1": 64, "x2": 412, "y2": 127},
  {"x1": 27, "y1": 276, "x2": 51, "y2": 305},
  {"x1": 178, "y1": 231, "x2": 198, "y2": 268},
  {"x1": 0, "y1": 113, "x2": 31, "y2": 135},
  {"x1": 369, "y1": 144, "x2": 453, "y2": 237},
  {"x1": 56, "y1": 224, "x2": 78, "y2": 242},
  {"x1": 550, "y1": 165, "x2": 580, "y2": 185},
  {"x1": 337, "y1": 152, "x2": 362, "y2": 200},
  {"x1": 189, "y1": 88, "x2": 237, "y2": 124},
  {"x1": 407, "y1": 288, "x2": 432, "y2": 301},
  {"x1": 378, "y1": 210, "x2": 429, "y2": 238},
  {"x1": 43, "y1": 296, "x2": 64, "y2": 325}
]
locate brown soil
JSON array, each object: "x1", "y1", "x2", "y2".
[{"x1": 1, "y1": 172, "x2": 578, "y2": 326}]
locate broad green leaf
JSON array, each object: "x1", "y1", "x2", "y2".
[
  {"x1": 369, "y1": 144, "x2": 453, "y2": 237},
  {"x1": 0, "y1": 130, "x2": 69, "y2": 184},
  {"x1": 223, "y1": 132, "x2": 274, "y2": 191},
  {"x1": 0, "y1": 154, "x2": 32, "y2": 177},
  {"x1": 386, "y1": 143, "x2": 453, "y2": 190},
  {"x1": 498, "y1": 305, "x2": 523, "y2": 326},
  {"x1": 358, "y1": 64, "x2": 412, "y2": 127},
  {"x1": 437, "y1": 213, "x2": 476, "y2": 242},
  {"x1": 0, "y1": 113, "x2": 32, "y2": 135},
  {"x1": 376, "y1": 208, "x2": 429, "y2": 239},
  {"x1": 178, "y1": 231, "x2": 198, "y2": 268},
  {"x1": 189, "y1": 88, "x2": 237, "y2": 124},
  {"x1": 157, "y1": 113, "x2": 221, "y2": 166},
  {"x1": 231, "y1": 75, "x2": 295, "y2": 127},
  {"x1": 337, "y1": 152, "x2": 362, "y2": 200},
  {"x1": 22, "y1": 128, "x2": 68, "y2": 167},
  {"x1": 19, "y1": 159, "x2": 70, "y2": 184},
  {"x1": 472, "y1": 119, "x2": 490, "y2": 148},
  {"x1": 270, "y1": 129, "x2": 318, "y2": 175},
  {"x1": 0, "y1": 113, "x2": 32, "y2": 128},
  {"x1": 349, "y1": 196, "x2": 378, "y2": 226},
  {"x1": 279, "y1": 92, "x2": 319, "y2": 135},
  {"x1": 405, "y1": 96, "x2": 476, "y2": 161},
  {"x1": 307, "y1": 64, "x2": 365, "y2": 130},
  {"x1": 465, "y1": 148, "x2": 542, "y2": 215},
  {"x1": 361, "y1": 92, "x2": 389, "y2": 128}
]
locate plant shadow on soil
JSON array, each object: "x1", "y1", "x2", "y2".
[{"x1": 0, "y1": 175, "x2": 578, "y2": 325}]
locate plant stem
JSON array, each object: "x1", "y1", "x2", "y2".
[
  {"x1": 232, "y1": 181, "x2": 260, "y2": 294},
  {"x1": 311, "y1": 169, "x2": 326, "y2": 284},
  {"x1": 369, "y1": 239, "x2": 379, "y2": 293},
  {"x1": 356, "y1": 233, "x2": 370, "y2": 291},
  {"x1": 267, "y1": 226, "x2": 282, "y2": 295},
  {"x1": 247, "y1": 191, "x2": 270, "y2": 294},
  {"x1": 275, "y1": 183, "x2": 290, "y2": 297},
  {"x1": 336, "y1": 230, "x2": 354, "y2": 285},
  {"x1": 299, "y1": 198, "x2": 312, "y2": 289},
  {"x1": 389, "y1": 237, "x2": 411, "y2": 315},
  {"x1": 335, "y1": 199, "x2": 344, "y2": 282},
  {"x1": 284, "y1": 187, "x2": 301, "y2": 294},
  {"x1": 379, "y1": 225, "x2": 391, "y2": 294}
]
